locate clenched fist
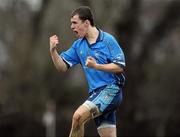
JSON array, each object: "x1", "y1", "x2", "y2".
[
  {"x1": 49, "y1": 35, "x2": 59, "y2": 51},
  {"x1": 85, "y1": 56, "x2": 97, "y2": 68}
]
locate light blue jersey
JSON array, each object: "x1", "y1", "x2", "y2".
[{"x1": 60, "y1": 30, "x2": 125, "y2": 93}]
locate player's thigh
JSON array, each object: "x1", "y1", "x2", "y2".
[
  {"x1": 98, "y1": 127, "x2": 117, "y2": 137},
  {"x1": 73, "y1": 104, "x2": 92, "y2": 123}
]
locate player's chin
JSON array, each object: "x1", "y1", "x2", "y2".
[
  {"x1": 76, "y1": 34, "x2": 83, "y2": 38},
  {"x1": 75, "y1": 32, "x2": 85, "y2": 38},
  {"x1": 74, "y1": 33, "x2": 80, "y2": 38}
]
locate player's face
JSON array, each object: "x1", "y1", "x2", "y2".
[{"x1": 71, "y1": 15, "x2": 88, "y2": 38}]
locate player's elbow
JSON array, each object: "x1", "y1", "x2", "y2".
[
  {"x1": 57, "y1": 66, "x2": 67, "y2": 72},
  {"x1": 57, "y1": 68, "x2": 66, "y2": 72},
  {"x1": 55, "y1": 63, "x2": 68, "y2": 72},
  {"x1": 113, "y1": 64, "x2": 124, "y2": 73},
  {"x1": 55, "y1": 59, "x2": 68, "y2": 72},
  {"x1": 116, "y1": 68, "x2": 124, "y2": 73}
]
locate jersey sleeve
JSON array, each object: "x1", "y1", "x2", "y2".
[
  {"x1": 60, "y1": 42, "x2": 80, "y2": 68},
  {"x1": 106, "y1": 37, "x2": 126, "y2": 69}
]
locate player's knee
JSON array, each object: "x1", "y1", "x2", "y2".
[
  {"x1": 99, "y1": 132, "x2": 116, "y2": 137},
  {"x1": 72, "y1": 112, "x2": 82, "y2": 125},
  {"x1": 98, "y1": 127, "x2": 117, "y2": 137}
]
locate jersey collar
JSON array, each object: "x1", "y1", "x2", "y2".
[
  {"x1": 96, "y1": 28, "x2": 104, "y2": 42},
  {"x1": 84, "y1": 28, "x2": 104, "y2": 46}
]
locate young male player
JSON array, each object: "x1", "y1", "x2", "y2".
[{"x1": 49, "y1": 6, "x2": 126, "y2": 137}]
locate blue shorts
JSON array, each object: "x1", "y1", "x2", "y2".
[{"x1": 85, "y1": 84, "x2": 123, "y2": 128}]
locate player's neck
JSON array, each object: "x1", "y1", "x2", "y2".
[{"x1": 85, "y1": 26, "x2": 99, "y2": 45}]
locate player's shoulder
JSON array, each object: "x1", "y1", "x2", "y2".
[
  {"x1": 102, "y1": 31, "x2": 117, "y2": 42},
  {"x1": 101, "y1": 30, "x2": 121, "y2": 47},
  {"x1": 72, "y1": 38, "x2": 84, "y2": 48}
]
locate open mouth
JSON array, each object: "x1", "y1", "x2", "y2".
[
  {"x1": 73, "y1": 30, "x2": 78, "y2": 35},
  {"x1": 74, "y1": 31, "x2": 80, "y2": 37}
]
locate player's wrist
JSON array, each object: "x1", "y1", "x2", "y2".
[
  {"x1": 50, "y1": 46, "x2": 57, "y2": 53},
  {"x1": 94, "y1": 63, "x2": 100, "y2": 70}
]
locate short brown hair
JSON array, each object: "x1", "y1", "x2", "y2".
[{"x1": 71, "y1": 6, "x2": 95, "y2": 26}]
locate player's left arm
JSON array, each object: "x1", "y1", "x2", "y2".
[
  {"x1": 86, "y1": 36, "x2": 125, "y2": 73},
  {"x1": 85, "y1": 56, "x2": 124, "y2": 73}
]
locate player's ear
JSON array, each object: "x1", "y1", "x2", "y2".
[{"x1": 84, "y1": 20, "x2": 90, "y2": 27}]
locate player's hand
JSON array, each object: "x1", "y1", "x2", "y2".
[
  {"x1": 85, "y1": 56, "x2": 97, "y2": 68},
  {"x1": 49, "y1": 35, "x2": 59, "y2": 52}
]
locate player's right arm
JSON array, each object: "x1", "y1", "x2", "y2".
[{"x1": 49, "y1": 35, "x2": 68, "y2": 72}]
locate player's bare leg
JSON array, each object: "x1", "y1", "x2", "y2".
[
  {"x1": 69, "y1": 105, "x2": 92, "y2": 137},
  {"x1": 98, "y1": 126, "x2": 117, "y2": 137}
]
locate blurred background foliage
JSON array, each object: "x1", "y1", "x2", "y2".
[{"x1": 0, "y1": 0, "x2": 180, "y2": 136}]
